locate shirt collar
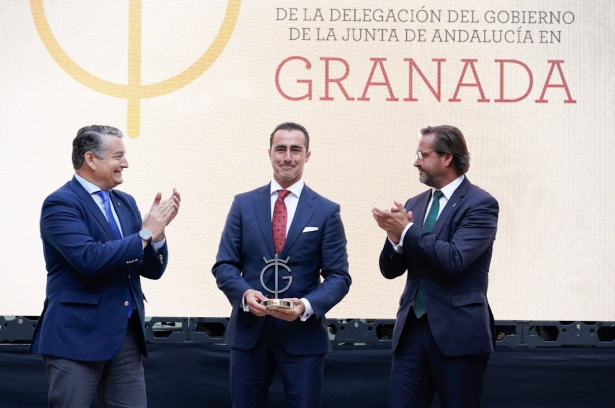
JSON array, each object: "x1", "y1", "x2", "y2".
[
  {"x1": 434, "y1": 175, "x2": 464, "y2": 200},
  {"x1": 270, "y1": 179, "x2": 304, "y2": 198},
  {"x1": 75, "y1": 174, "x2": 104, "y2": 195}
]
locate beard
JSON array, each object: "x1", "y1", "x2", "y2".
[
  {"x1": 418, "y1": 166, "x2": 434, "y2": 186},
  {"x1": 419, "y1": 173, "x2": 430, "y2": 185},
  {"x1": 418, "y1": 166, "x2": 442, "y2": 188}
]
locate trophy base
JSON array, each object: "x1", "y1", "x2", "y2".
[{"x1": 262, "y1": 299, "x2": 294, "y2": 310}]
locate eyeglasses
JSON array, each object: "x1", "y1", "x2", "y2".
[{"x1": 415, "y1": 150, "x2": 436, "y2": 161}]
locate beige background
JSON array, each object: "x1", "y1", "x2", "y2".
[{"x1": 1, "y1": 1, "x2": 612, "y2": 321}]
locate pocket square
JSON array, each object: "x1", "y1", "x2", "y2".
[{"x1": 302, "y1": 227, "x2": 318, "y2": 233}]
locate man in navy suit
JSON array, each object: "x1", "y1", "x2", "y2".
[
  {"x1": 30, "y1": 125, "x2": 180, "y2": 407},
  {"x1": 213, "y1": 122, "x2": 351, "y2": 408},
  {"x1": 372, "y1": 125, "x2": 498, "y2": 408}
]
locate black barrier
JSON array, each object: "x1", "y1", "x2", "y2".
[
  {"x1": 525, "y1": 320, "x2": 615, "y2": 347},
  {"x1": 0, "y1": 316, "x2": 37, "y2": 344},
  {"x1": 327, "y1": 319, "x2": 394, "y2": 345},
  {"x1": 144, "y1": 317, "x2": 187, "y2": 343},
  {"x1": 3, "y1": 343, "x2": 615, "y2": 408},
  {"x1": 190, "y1": 317, "x2": 229, "y2": 343},
  {"x1": 494, "y1": 320, "x2": 523, "y2": 347},
  {"x1": 3, "y1": 316, "x2": 615, "y2": 347}
]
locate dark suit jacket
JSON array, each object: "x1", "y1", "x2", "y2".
[
  {"x1": 212, "y1": 183, "x2": 351, "y2": 355},
  {"x1": 380, "y1": 177, "x2": 498, "y2": 356},
  {"x1": 30, "y1": 176, "x2": 168, "y2": 361}
]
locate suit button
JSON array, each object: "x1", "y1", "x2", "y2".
[
  {"x1": 124, "y1": 301, "x2": 129, "y2": 307},
  {"x1": 128, "y1": 275, "x2": 131, "y2": 279}
]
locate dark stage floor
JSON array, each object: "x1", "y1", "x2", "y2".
[{"x1": 2, "y1": 343, "x2": 615, "y2": 407}]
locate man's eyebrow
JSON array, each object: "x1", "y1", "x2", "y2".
[{"x1": 274, "y1": 144, "x2": 303, "y2": 149}]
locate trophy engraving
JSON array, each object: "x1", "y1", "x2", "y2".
[{"x1": 260, "y1": 255, "x2": 294, "y2": 310}]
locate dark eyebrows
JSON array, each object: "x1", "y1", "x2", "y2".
[{"x1": 274, "y1": 143, "x2": 305, "y2": 151}]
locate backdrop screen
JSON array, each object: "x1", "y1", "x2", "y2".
[{"x1": 2, "y1": 1, "x2": 613, "y2": 320}]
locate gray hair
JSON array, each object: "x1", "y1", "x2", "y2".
[{"x1": 72, "y1": 125, "x2": 124, "y2": 169}]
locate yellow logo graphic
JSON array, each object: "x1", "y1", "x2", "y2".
[{"x1": 31, "y1": 0, "x2": 240, "y2": 138}]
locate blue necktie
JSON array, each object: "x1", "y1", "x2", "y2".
[
  {"x1": 95, "y1": 190, "x2": 133, "y2": 317},
  {"x1": 96, "y1": 190, "x2": 122, "y2": 240},
  {"x1": 413, "y1": 190, "x2": 443, "y2": 318}
]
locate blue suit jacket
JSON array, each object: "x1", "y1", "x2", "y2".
[
  {"x1": 212, "y1": 183, "x2": 351, "y2": 355},
  {"x1": 30, "y1": 176, "x2": 168, "y2": 361},
  {"x1": 380, "y1": 177, "x2": 498, "y2": 356}
]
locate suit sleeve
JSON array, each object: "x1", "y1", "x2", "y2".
[
  {"x1": 40, "y1": 193, "x2": 148, "y2": 277},
  {"x1": 304, "y1": 204, "x2": 351, "y2": 319},
  {"x1": 140, "y1": 242, "x2": 168, "y2": 280},
  {"x1": 212, "y1": 197, "x2": 252, "y2": 306},
  {"x1": 404, "y1": 194, "x2": 498, "y2": 275},
  {"x1": 379, "y1": 238, "x2": 410, "y2": 279}
]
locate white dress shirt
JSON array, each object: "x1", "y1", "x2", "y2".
[
  {"x1": 391, "y1": 175, "x2": 465, "y2": 252},
  {"x1": 242, "y1": 179, "x2": 314, "y2": 321},
  {"x1": 270, "y1": 179, "x2": 303, "y2": 234}
]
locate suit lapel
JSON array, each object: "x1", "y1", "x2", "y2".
[
  {"x1": 70, "y1": 177, "x2": 117, "y2": 240},
  {"x1": 412, "y1": 190, "x2": 432, "y2": 228},
  {"x1": 281, "y1": 185, "x2": 317, "y2": 257},
  {"x1": 253, "y1": 184, "x2": 276, "y2": 257},
  {"x1": 431, "y1": 177, "x2": 471, "y2": 235}
]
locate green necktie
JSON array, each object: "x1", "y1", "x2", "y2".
[{"x1": 413, "y1": 190, "x2": 443, "y2": 318}]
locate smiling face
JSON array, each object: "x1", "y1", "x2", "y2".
[
  {"x1": 268, "y1": 128, "x2": 311, "y2": 188},
  {"x1": 90, "y1": 134, "x2": 129, "y2": 190}
]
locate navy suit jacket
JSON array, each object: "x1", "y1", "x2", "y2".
[
  {"x1": 30, "y1": 176, "x2": 168, "y2": 361},
  {"x1": 212, "y1": 183, "x2": 351, "y2": 355},
  {"x1": 380, "y1": 177, "x2": 498, "y2": 356}
]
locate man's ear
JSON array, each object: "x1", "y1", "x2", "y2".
[
  {"x1": 442, "y1": 152, "x2": 454, "y2": 168},
  {"x1": 84, "y1": 151, "x2": 96, "y2": 171}
]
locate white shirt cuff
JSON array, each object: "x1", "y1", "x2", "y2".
[
  {"x1": 152, "y1": 237, "x2": 166, "y2": 252},
  {"x1": 300, "y1": 298, "x2": 313, "y2": 321},
  {"x1": 389, "y1": 222, "x2": 413, "y2": 253},
  {"x1": 143, "y1": 236, "x2": 166, "y2": 252},
  {"x1": 242, "y1": 291, "x2": 250, "y2": 312}
]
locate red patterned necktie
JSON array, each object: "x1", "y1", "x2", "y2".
[{"x1": 272, "y1": 190, "x2": 291, "y2": 255}]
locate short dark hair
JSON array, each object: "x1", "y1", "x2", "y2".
[
  {"x1": 421, "y1": 125, "x2": 471, "y2": 175},
  {"x1": 72, "y1": 125, "x2": 124, "y2": 169},
  {"x1": 270, "y1": 122, "x2": 310, "y2": 151}
]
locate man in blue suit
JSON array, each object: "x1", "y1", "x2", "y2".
[
  {"x1": 213, "y1": 122, "x2": 351, "y2": 408},
  {"x1": 30, "y1": 125, "x2": 180, "y2": 407},
  {"x1": 372, "y1": 125, "x2": 498, "y2": 408}
]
